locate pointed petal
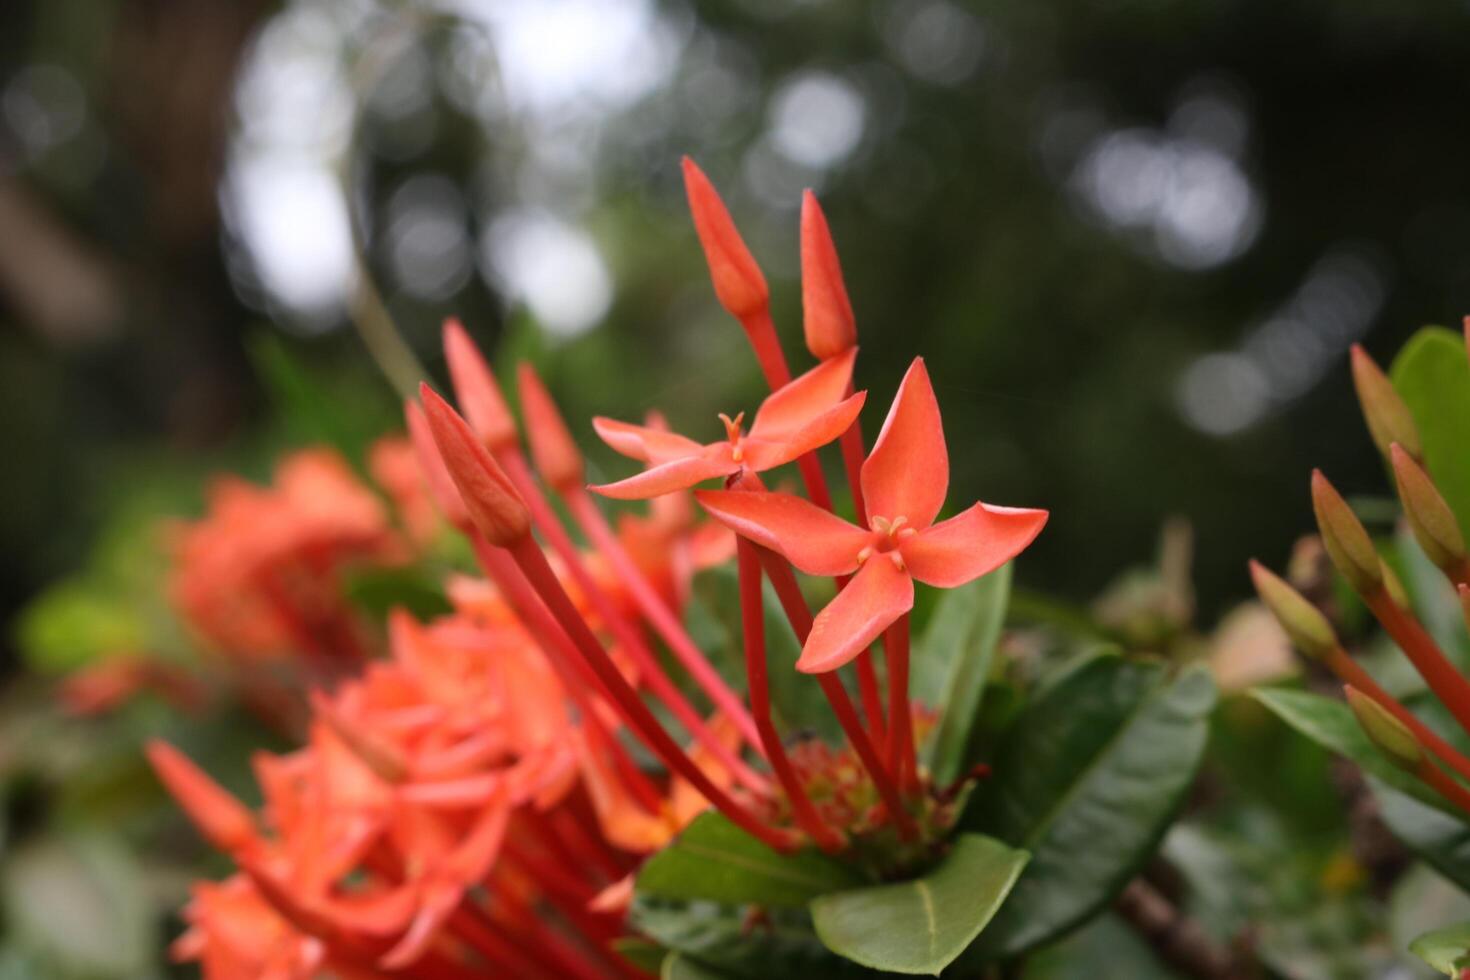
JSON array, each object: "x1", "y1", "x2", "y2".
[
  {"x1": 900, "y1": 502, "x2": 1048, "y2": 588},
  {"x1": 404, "y1": 400, "x2": 469, "y2": 528},
  {"x1": 797, "y1": 558, "x2": 913, "y2": 673},
  {"x1": 861, "y1": 358, "x2": 948, "y2": 528},
  {"x1": 800, "y1": 191, "x2": 856, "y2": 360},
  {"x1": 591, "y1": 454, "x2": 737, "y2": 499},
  {"x1": 442, "y1": 318, "x2": 517, "y2": 450},
  {"x1": 592, "y1": 416, "x2": 705, "y2": 464},
  {"x1": 146, "y1": 740, "x2": 257, "y2": 852},
  {"x1": 420, "y1": 384, "x2": 531, "y2": 545},
  {"x1": 682, "y1": 157, "x2": 768, "y2": 319},
  {"x1": 749, "y1": 348, "x2": 858, "y2": 441},
  {"x1": 743, "y1": 391, "x2": 866, "y2": 471},
  {"x1": 695, "y1": 490, "x2": 866, "y2": 576},
  {"x1": 517, "y1": 363, "x2": 584, "y2": 490},
  {"x1": 379, "y1": 882, "x2": 462, "y2": 970}
]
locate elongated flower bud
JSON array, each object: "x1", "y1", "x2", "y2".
[
  {"x1": 146, "y1": 740, "x2": 256, "y2": 853},
  {"x1": 1345, "y1": 685, "x2": 1423, "y2": 771},
  {"x1": 1311, "y1": 470, "x2": 1384, "y2": 595},
  {"x1": 419, "y1": 383, "x2": 531, "y2": 546},
  {"x1": 1381, "y1": 559, "x2": 1411, "y2": 611},
  {"x1": 800, "y1": 190, "x2": 856, "y2": 360},
  {"x1": 1248, "y1": 560, "x2": 1337, "y2": 659},
  {"x1": 443, "y1": 318, "x2": 518, "y2": 451},
  {"x1": 1349, "y1": 345, "x2": 1422, "y2": 461},
  {"x1": 682, "y1": 157, "x2": 768, "y2": 319},
  {"x1": 517, "y1": 363, "x2": 584, "y2": 491},
  {"x1": 1391, "y1": 443, "x2": 1467, "y2": 575},
  {"x1": 404, "y1": 400, "x2": 470, "y2": 529}
]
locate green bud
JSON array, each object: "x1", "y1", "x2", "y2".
[
  {"x1": 1311, "y1": 470, "x2": 1384, "y2": 595},
  {"x1": 1350, "y1": 344, "x2": 1422, "y2": 460},
  {"x1": 1391, "y1": 443, "x2": 1467, "y2": 575},
  {"x1": 1248, "y1": 560, "x2": 1337, "y2": 659},
  {"x1": 1345, "y1": 686, "x2": 1422, "y2": 772}
]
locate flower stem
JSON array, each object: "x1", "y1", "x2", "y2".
[
  {"x1": 1365, "y1": 589, "x2": 1470, "y2": 738},
  {"x1": 884, "y1": 614, "x2": 919, "y2": 794}
]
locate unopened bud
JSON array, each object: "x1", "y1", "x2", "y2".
[
  {"x1": 146, "y1": 740, "x2": 256, "y2": 853},
  {"x1": 517, "y1": 363, "x2": 585, "y2": 491},
  {"x1": 404, "y1": 400, "x2": 469, "y2": 530},
  {"x1": 419, "y1": 384, "x2": 531, "y2": 546},
  {"x1": 1391, "y1": 443, "x2": 1466, "y2": 574},
  {"x1": 682, "y1": 156, "x2": 768, "y2": 319},
  {"x1": 1345, "y1": 685, "x2": 1423, "y2": 771},
  {"x1": 1382, "y1": 559, "x2": 1411, "y2": 611},
  {"x1": 1311, "y1": 470, "x2": 1384, "y2": 595},
  {"x1": 1350, "y1": 344, "x2": 1422, "y2": 461},
  {"x1": 1248, "y1": 560, "x2": 1338, "y2": 658},
  {"x1": 443, "y1": 319, "x2": 518, "y2": 451},
  {"x1": 800, "y1": 190, "x2": 856, "y2": 360}
]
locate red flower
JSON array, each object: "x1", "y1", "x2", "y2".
[
  {"x1": 697, "y1": 358, "x2": 1047, "y2": 673},
  {"x1": 590, "y1": 348, "x2": 864, "y2": 499}
]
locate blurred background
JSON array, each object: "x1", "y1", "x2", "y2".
[{"x1": 5, "y1": 0, "x2": 1470, "y2": 653}]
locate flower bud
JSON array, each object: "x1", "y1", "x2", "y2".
[
  {"x1": 1248, "y1": 560, "x2": 1338, "y2": 659},
  {"x1": 682, "y1": 156, "x2": 768, "y2": 319},
  {"x1": 1391, "y1": 443, "x2": 1467, "y2": 575},
  {"x1": 443, "y1": 318, "x2": 518, "y2": 451},
  {"x1": 1311, "y1": 470, "x2": 1384, "y2": 595},
  {"x1": 404, "y1": 400, "x2": 470, "y2": 529},
  {"x1": 1382, "y1": 559, "x2": 1411, "y2": 611},
  {"x1": 800, "y1": 190, "x2": 856, "y2": 360},
  {"x1": 419, "y1": 383, "x2": 531, "y2": 546},
  {"x1": 517, "y1": 363, "x2": 585, "y2": 491},
  {"x1": 1350, "y1": 344, "x2": 1421, "y2": 461},
  {"x1": 146, "y1": 740, "x2": 256, "y2": 853},
  {"x1": 1345, "y1": 685, "x2": 1423, "y2": 771}
]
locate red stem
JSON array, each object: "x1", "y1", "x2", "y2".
[
  {"x1": 1326, "y1": 648, "x2": 1470, "y2": 786},
  {"x1": 499, "y1": 450, "x2": 769, "y2": 796},
  {"x1": 737, "y1": 539, "x2": 847, "y2": 853},
  {"x1": 755, "y1": 546, "x2": 917, "y2": 840},
  {"x1": 738, "y1": 308, "x2": 792, "y2": 389},
  {"x1": 508, "y1": 534, "x2": 799, "y2": 852},
  {"x1": 564, "y1": 485, "x2": 762, "y2": 749},
  {"x1": 884, "y1": 614, "x2": 918, "y2": 794},
  {"x1": 1366, "y1": 590, "x2": 1470, "y2": 739}
]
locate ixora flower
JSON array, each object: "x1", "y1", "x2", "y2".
[{"x1": 696, "y1": 357, "x2": 1048, "y2": 675}]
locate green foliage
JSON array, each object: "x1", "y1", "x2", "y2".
[
  {"x1": 1409, "y1": 922, "x2": 1470, "y2": 976},
  {"x1": 961, "y1": 655, "x2": 1215, "y2": 959},
  {"x1": 1392, "y1": 327, "x2": 1470, "y2": 533},
  {"x1": 810, "y1": 834, "x2": 1029, "y2": 975},
  {"x1": 636, "y1": 812, "x2": 865, "y2": 908},
  {"x1": 1373, "y1": 780, "x2": 1470, "y2": 893},
  {"x1": 913, "y1": 564, "x2": 1012, "y2": 785}
]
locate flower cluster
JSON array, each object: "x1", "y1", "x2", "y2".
[{"x1": 148, "y1": 159, "x2": 1047, "y2": 978}]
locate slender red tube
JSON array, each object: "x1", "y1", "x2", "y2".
[
  {"x1": 754, "y1": 546, "x2": 917, "y2": 840},
  {"x1": 498, "y1": 449, "x2": 769, "y2": 796},
  {"x1": 884, "y1": 614, "x2": 918, "y2": 794},
  {"x1": 563, "y1": 485, "x2": 762, "y2": 749},
  {"x1": 737, "y1": 539, "x2": 846, "y2": 853},
  {"x1": 1366, "y1": 590, "x2": 1470, "y2": 738},
  {"x1": 508, "y1": 535, "x2": 799, "y2": 852}
]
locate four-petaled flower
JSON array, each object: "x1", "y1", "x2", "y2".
[
  {"x1": 697, "y1": 358, "x2": 1048, "y2": 673},
  {"x1": 590, "y1": 348, "x2": 864, "y2": 499}
]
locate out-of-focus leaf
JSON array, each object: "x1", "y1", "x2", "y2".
[
  {"x1": 1373, "y1": 778, "x2": 1470, "y2": 893},
  {"x1": 913, "y1": 563, "x2": 1011, "y2": 785},
  {"x1": 662, "y1": 952, "x2": 738, "y2": 979},
  {"x1": 342, "y1": 565, "x2": 453, "y2": 620},
  {"x1": 14, "y1": 577, "x2": 148, "y2": 673},
  {"x1": 961, "y1": 656, "x2": 1214, "y2": 959},
  {"x1": 1391, "y1": 326, "x2": 1470, "y2": 536},
  {"x1": 1252, "y1": 687, "x2": 1455, "y2": 814},
  {"x1": 809, "y1": 834, "x2": 1028, "y2": 975},
  {"x1": 1389, "y1": 863, "x2": 1470, "y2": 964},
  {"x1": 1410, "y1": 922, "x2": 1470, "y2": 976},
  {"x1": 636, "y1": 812, "x2": 864, "y2": 908},
  {"x1": 1020, "y1": 912, "x2": 1181, "y2": 980}
]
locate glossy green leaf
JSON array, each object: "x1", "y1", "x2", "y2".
[
  {"x1": 631, "y1": 897, "x2": 875, "y2": 979},
  {"x1": 913, "y1": 563, "x2": 1012, "y2": 785},
  {"x1": 810, "y1": 833, "x2": 1028, "y2": 975},
  {"x1": 1372, "y1": 778, "x2": 1470, "y2": 892},
  {"x1": 1251, "y1": 687, "x2": 1455, "y2": 815},
  {"x1": 1391, "y1": 325, "x2": 1470, "y2": 535},
  {"x1": 662, "y1": 952, "x2": 737, "y2": 980},
  {"x1": 961, "y1": 656, "x2": 1215, "y2": 959},
  {"x1": 1409, "y1": 922, "x2": 1470, "y2": 976},
  {"x1": 636, "y1": 811, "x2": 865, "y2": 908}
]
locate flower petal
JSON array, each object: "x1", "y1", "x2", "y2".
[
  {"x1": 591, "y1": 454, "x2": 737, "y2": 500},
  {"x1": 592, "y1": 417, "x2": 706, "y2": 464},
  {"x1": 861, "y1": 357, "x2": 948, "y2": 528},
  {"x1": 749, "y1": 347, "x2": 858, "y2": 441},
  {"x1": 743, "y1": 391, "x2": 866, "y2": 472},
  {"x1": 900, "y1": 502, "x2": 1048, "y2": 588},
  {"x1": 797, "y1": 558, "x2": 913, "y2": 674},
  {"x1": 694, "y1": 490, "x2": 867, "y2": 576}
]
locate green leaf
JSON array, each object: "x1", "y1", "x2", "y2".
[
  {"x1": 613, "y1": 938, "x2": 669, "y2": 973},
  {"x1": 636, "y1": 811, "x2": 865, "y2": 908},
  {"x1": 1372, "y1": 778, "x2": 1470, "y2": 892},
  {"x1": 342, "y1": 565, "x2": 453, "y2": 620},
  {"x1": 913, "y1": 563, "x2": 1011, "y2": 785},
  {"x1": 961, "y1": 657, "x2": 1215, "y2": 959},
  {"x1": 810, "y1": 834, "x2": 1028, "y2": 975},
  {"x1": 662, "y1": 952, "x2": 738, "y2": 980},
  {"x1": 1251, "y1": 687, "x2": 1456, "y2": 815},
  {"x1": 1410, "y1": 922, "x2": 1470, "y2": 976},
  {"x1": 1391, "y1": 325, "x2": 1470, "y2": 536}
]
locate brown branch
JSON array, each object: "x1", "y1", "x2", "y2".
[{"x1": 1114, "y1": 878, "x2": 1257, "y2": 979}]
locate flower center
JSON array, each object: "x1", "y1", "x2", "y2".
[
  {"x1": 718, "y1": 412, "x2": 746, "y2": 462},
  {"x1": 857, "y1": 515, "x2": 915, "y2": 567}
]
